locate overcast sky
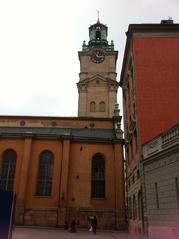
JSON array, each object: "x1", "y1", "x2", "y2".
[{"x1": 0, "y1": 0, "x2": 179, "y2": 117}]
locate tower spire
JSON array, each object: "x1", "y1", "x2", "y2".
[{"x1": 97, "y1": 10, "x2": 100, "y2": 23}]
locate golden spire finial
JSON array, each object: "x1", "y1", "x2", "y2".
[{"x1": 97, "y1": 10, "x2": 100, "y2": 23}]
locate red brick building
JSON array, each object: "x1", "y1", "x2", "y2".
[
  {"x1": 0, "y1": 20, "x2": 126, "y2": 230},
  {"x1": 120, "y1": 20, "x2": 179, "y2": 236}
]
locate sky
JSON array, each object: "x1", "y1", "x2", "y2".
[{"x1": 0, "y1": 0, "x2": 179, "y2": 118}]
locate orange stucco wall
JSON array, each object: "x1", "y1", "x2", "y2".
[
  {"x1": 68, "y1": 143, "x2": 116, "y2": 208},
  {"x1": 0, "y1": 116, "x2": 113, "y2": 128},
  {"x1": 0, "y1": 117, "x2": 125, "y2": 229}
]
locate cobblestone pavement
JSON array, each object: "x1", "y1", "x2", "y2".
[{"x1": 12, "y1": 227, "x2": 133, "y2": 239}]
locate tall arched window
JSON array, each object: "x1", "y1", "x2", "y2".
[
  {"x1": 90, "y1": 101, "x2": 96, "y2": 112},
  {"x1": 0, "y1": 149, "x2": 17, "y2": 191},
  {"x1": 36, "y1": 151, "x2": 54, "y2": 196},
  {"x1": 91, "y1": 153, "x2": 105, "y2": 198},
  {"x1": 99, "y1": 101, "x2": 105, "y2": 112}
]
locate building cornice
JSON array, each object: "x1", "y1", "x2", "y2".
[
  {"x1": 0, "y1": 127, "x2": 123, "y2": 143},
  {"x1": 0, "y1": 115, "x2": 114, "y2": 122},
  {"x1": 142, "y1": 123, "x2": 179, "y2": 160}
]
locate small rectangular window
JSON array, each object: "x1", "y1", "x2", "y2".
[{"x1": 155, "y1": 182, "x2": 159, "y2": 208}]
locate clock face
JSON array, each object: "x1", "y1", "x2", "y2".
[{"x1": 91, "y1": 49, "x2": 105, "y2": 64}]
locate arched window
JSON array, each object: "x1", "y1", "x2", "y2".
[
  {"x1": 91, "y1": 153, "x2": 105, "y2": 198},
  {"x1": 90, "y1": 101, "x2": 96, "y2": 112},
  {"x1": 0, "y1": 149, "x2": 16, "y2": 190},
  {"x1": 36, "y1": 151, "x2": 54, "y2": 196},
  {"x1": 99, "y1": 101, "x2": 105, "y2": 112}
]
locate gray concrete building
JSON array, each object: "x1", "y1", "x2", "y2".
[{"x1": 142, "y1": 124, "x2": 179, "y2": 239}]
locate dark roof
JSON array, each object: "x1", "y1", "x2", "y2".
[
  {"x1": 0, "y1": 127, "x2": 116, "y2": 142},
  {"x1": 72, "y1": 128, "x2": 114, "y2": 139},
  {"x1": 127, "y1": 23, "x2": 179, "y2": 34},
  {"x1": 0, "y1": 115, "x2": 113, "y2": 121}
]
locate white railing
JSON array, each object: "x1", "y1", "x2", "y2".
[{"x1": 143, "y1": 124, "x2": 179, "y2": 159}]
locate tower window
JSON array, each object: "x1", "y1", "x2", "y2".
[
  {"x1": 90, "y1": 101, "x2": 96, "y2": 112},
  {"x1": 96, "y1": 31, "x2": 101, "y2": 41},
  {"x1": 91, "y1": 153, "x2": 105, "y2": 198},
  {"x1": 0, "y1": 149, "x2": 16, "y2": 191},
  {"x1": 99, "y1": 101, "x2": 105, "y2": 112},
  {"x1": 36, "y1": 151, "x2": 54, "y2": 197}
]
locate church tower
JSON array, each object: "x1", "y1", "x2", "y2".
[{"x1": 77, "y1": 18, "x2": 119, "y2": 117}]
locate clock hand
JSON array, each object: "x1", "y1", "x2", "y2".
[{"x1": 96, "y1": 55, "x2": 103, "y2": 58}]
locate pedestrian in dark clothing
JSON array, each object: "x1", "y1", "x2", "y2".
[
  {"x1": 64, "y1": 221, "x2": 69, "y2": 230},
  {"x1": 69, "y1": 218, "x2": 77, "y2": 233},
  {"x1": 91, "y1": 216, "x2": 97, "y2": 234}
]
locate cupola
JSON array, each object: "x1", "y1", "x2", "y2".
[{"x1": 88, "y1": 20, "x2": 108, "y2": 47}]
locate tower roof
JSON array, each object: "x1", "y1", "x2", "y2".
[{"x1": 81, "y1": 19, "x2": 115, "y2": 52}]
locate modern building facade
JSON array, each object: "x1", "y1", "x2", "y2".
[
  {"x1": 142, "y1": 124, "x2": 179, "y2": 239},
  {"x1": 120, "y1": 20, "x2": 179, "y2": 236},
  {"x1": 0, "y1": 20, "x2": 126, "y2": 230}
]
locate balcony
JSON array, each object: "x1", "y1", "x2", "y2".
[{"x1": 143, "y1": 124, "x2": 179, "y2": 159}]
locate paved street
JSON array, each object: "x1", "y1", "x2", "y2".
[{"x1": 12, "y1": 227, "x2": 133, "y2": 239}]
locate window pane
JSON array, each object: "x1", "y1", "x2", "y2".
[
  {"x1": 91, "y1": 153, "x2": 105, "y2": 198},
  {"x1": 99, "y1": 101, "x2": 105, "y2": 112},
  {"x1": 0, "y1": 150, "x2": 16, "y2": 191},
  {"x1": 36, "y1": 151, "x2": 54, "y2": 196},
  {"x1": 90, "y1": 102, "x2": 96, "y2": 112}
]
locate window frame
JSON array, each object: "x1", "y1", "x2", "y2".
[
  {"x1": 91, "y1": 153, "x2": 105, "y2": 199},
  {"x1": 90, "y1": 101, "x2": 96, "y2": 112},
  {"x1": 99, "y1": 101, "x2": 105, "y2": 112},
  {"x1": 0, "y1": 149, "x2": 17, "y2": 191},
  {"x1": 36, "y1": 150, "x2": 54, "y2": 197}
]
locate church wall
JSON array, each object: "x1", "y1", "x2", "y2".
[
  {"x1": 0, "y1": 116, "x2": 114, "y2": 128},
  {"x1": 25, "y1": 140, "x2": 62, "y2": 207},
  {"x1": 13, "y1": 139, "x2": 58, "y2": 226},
  {"x1": 65, "y1": 142, "x2": 125, "y2": 229},
  {"x1": 0, "y1": 134, "x2": 125, "y2": 229},
  {"x1": 67, "y1": 143, "x2": 115, "y2": 208}
]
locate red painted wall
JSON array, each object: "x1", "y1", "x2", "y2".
[{"x1": 133, "y1": 38, "x2": 179, "y2": 145}]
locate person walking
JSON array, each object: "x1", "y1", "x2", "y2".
[
  {"x1": 91, "y1": 216, "x2": 97, "y2": 234},
  {"x1": 69, "y1": 218, "x2": 77, "y2": 233}
]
